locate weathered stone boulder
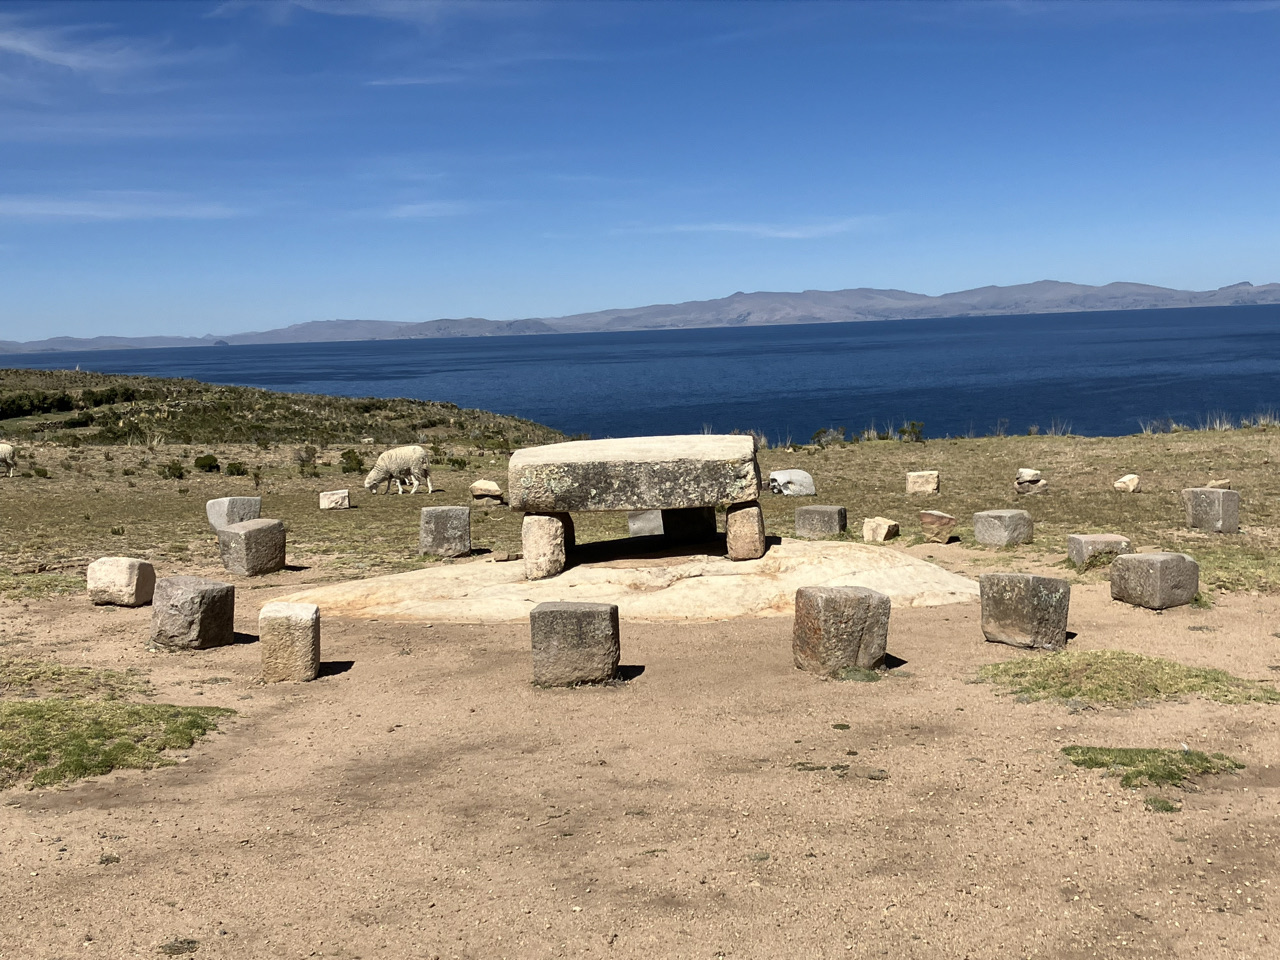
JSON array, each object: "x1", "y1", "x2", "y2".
[
  {"x1": 627, "y1": 510, "x2": 664, "y2": 537},
  {"x1": 769, "y1": 469, "x2": 816, "y2": 496},
  {"x1": 862, "y1": 516, "x2": 900, "y2": 542},
  {"x1": 319, "y1": 489, "x2": 350, "y2": 510},
  {"x1": 1067, "y1": 533, "x2": 1133, "y2": 567},
  {"x1": 206, "y1": 496, "x2": 261, "y2": 531},
  {"x1": 906, "y1": 470, "x2": 940, "y2": 494},
  {"x1": 217, "y1": 519, "x2": 286, "y2": 576},
  {"x1": 470, "y1": 479, "x2": 503, "y2": 498},
  {"x1": 973, "y1": 509, "x2": 1033, "y2": 546},
  {"x1": 661, "y1": 506, "x2": 717, "y2": 544},
  {"x1": 725, "y1": 501, "x2": 766, "y2": 560},
  {"x1": 793, "y1": 586, "x2": 890, "y2": 676},
  {"x1": 258, "y1": 601, "x2": 320, "y2": 683},
  {"x1": 919, "y1": 510, "x2": 957, "y2": 543},
  {"x1": 524, "y1": 513, "x2": 572, "y2": 580},
  {"x1": 1014, "y1": 468, "x2": 1048, "y2": 495},
  {"x1": 1113, "y1": 474, "x2": 1141, "y2": 493},
  {"x1": 795, "y1": 505, "x2": 846, "y2": 539},
  {"x1": 87, "y1": 557, "x2": 156, "y2": 607},
  {"x1": 530, "y1": 602, "x2": 620, "y2": 686},
  {"x1": 419, "y1": 506, "x2": 471, "y2": 558},
  {"x1": 979, "y1": 573, "x2": 1070, "y2": 649},
  {"x1": 150, "y1": 577, "x2": 235, "y2": 650},
  {"x1": 509, "y1": 435, "x2": 759, "y2": 512},
  {"x1": 1110, "y1": 552, "x2": 1199, "y2": 610},
  {"x1": 1182, "y1": 487, "x2": 1240, "y2": 534},
  {"x1": 1207, "y1": 478, "x2": 1231, "y2": 490}
]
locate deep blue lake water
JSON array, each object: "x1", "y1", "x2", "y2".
[{"x1": 4, "y1": 305, "x2": 1280, "y2": 443}]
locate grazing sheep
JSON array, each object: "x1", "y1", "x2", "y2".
[
  {"x1": 364, "y1": 444, "x2": 433, "y2": 495},
  {"x1": 0, "y1": 443, "x2": 15, "y2": 478}
]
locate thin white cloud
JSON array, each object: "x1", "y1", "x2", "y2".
[
  {"x1": 622, "y1": 216, "x2": 881, "y2": 240},
  {"x1": 384, "y1": 201, "x2": 471, "y2": 218},
  {"x1": 0, "y1": 15, "x2": 193, "y2": 76},
  {"x1": 0, "y1": 192, "x2": 248, "y2": 222},
  {"x1": 366, "y1": 74, "x2": 468, "y2": 87}
]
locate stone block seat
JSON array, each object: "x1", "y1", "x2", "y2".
[
  {"x1": 1111, "y1": 552, "x2": 1199, "y2": 610},
  {"x1": 217, "y1": 518, "x2": 286, "y2": 576},
  {"x1": 508, "y1": 435, "x2": 764, "y2": 579},
  {"x1": 979, "y1": 573, "x2": 1070, "y2": 650}
]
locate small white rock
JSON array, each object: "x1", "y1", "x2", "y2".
[
  {"x1": 1015, "y1": 468, "x2": 1042, "y2": 484},
  {"x1": 862, "y1": 517, "x2": 900, "y2": 543},
  {"x1": 319, "y1": 489, "x2": 350, "y2": 510},
  {"x1": 1113, "y1": 474, "x2": 1141, "y2": 493}
]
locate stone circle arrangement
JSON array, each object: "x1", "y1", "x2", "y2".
[{"x1": 78, "y1": 440, "x2": 1235, "y2": 689}]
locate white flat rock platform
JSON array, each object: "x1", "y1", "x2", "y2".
[{"x1": 279, "y1": 539, "x2": 977, "y2": 623}]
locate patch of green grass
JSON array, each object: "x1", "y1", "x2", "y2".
[
  {"x1": 979, "y1": 650, "x2": 1280, "y2": 706},
  {"x1": 833, "y1": 666, "x2": 881, "y2": 683},
  {"x1": 0, "y1": 700, "x2": 233, "y2": 789},
  {"x1": 0, "y1": 657, "x2": 151, "y2": 699},
  {"x1": 1144, "y1": 795, "x2": 1182, "y2": 813},
  {"x1": 1062, "y1": 745, "x2": 1243, "y2": 789},
  {"x1": 0, "y1": 571, "x2": 83, "y2": 600}
]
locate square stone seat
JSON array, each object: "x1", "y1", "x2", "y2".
[{"x1": 508, "y1": 435, "x2": 760, "y2": 513}]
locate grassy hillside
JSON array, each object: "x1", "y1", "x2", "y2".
[
  {"x1": 2, "y1": 369, "x2": 1278, "y2": 599},
  {"x1": 0, "y1": 368, "x2": 560, "y2": 450}
]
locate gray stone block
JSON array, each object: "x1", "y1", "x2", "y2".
[
  {"x1": 218, "y1": 518, "x2": 286, "y2": 576},
  {"x1": 87, "y1": 557, "x2": 155, "y2": 607},
  {"x1": 794, "y1": 505, "x2": 847, "y2": 539},
  {"x1": 259, "y1": 601, "x2": 320, "y2": 683},
  {"x1": 627, "y1": 509, "x2": 664, "y2": 537},
  {"x1": 726, "y1": 501, "x2": 766, "y2": 560},
  {"x1": 419, "y1": 506, "x2": 472, "y2": 558},
  {"x1": 973, "y1": 509, "x2": 1033, "y2": 546},
  {"x1": 509, "y1": 435, "x2": 759, "y2": 512},
  {"x1": 205, "y1": 496, "x2": 261, "y2": 531},
  {"x1": 1067, "y1": 533, "x2": 1133, "y2": 567},
  {"x1": 979, "y1": 573, "x2": 1070, "y2": 649},
  {"x1": 661, "y1": 506, "x2": 717, "y2": 543},
  {"x1": 1183, "y1": 487, "x2": 1240, "y2": 534},
  {"x1": 530, "y1": 601, "x2": 620, "y2": 686},
  {"x1": 1110, "y1": 552, "x2": 1199, "y2": 610},
  {"x1": 150, "y1": 576, "x2": 235, "y2": 650},
  {"x1": 793, "y1": 586, "x2": 890, "y2": 676}
]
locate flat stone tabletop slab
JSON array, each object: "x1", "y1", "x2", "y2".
[{"x1": 508, "y1": 435, "x2": 761, "y2": 512}]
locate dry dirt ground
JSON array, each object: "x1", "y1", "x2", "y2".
[{"x1": 3, "y1": 540, "x2": 1279, "y2": 960}]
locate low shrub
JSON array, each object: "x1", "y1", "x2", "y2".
[
  {"x1": 225, "y1": 461, "x2": 248, "y2": 477},
  {"x1": 193, "y1": 454, "x2": 220, "y2": 473}
]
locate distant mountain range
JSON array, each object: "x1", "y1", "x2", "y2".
[{"x1": 4, "y1": 279, "x2": 1280, "y2": 354}]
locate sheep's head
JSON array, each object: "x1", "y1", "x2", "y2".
[{"x1": 363, "y1": 465, "x2": 389, "y2": 492}]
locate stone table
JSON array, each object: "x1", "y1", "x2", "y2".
[{"x1": 508, "y1": 435, "x2": 764, "y2": 579}]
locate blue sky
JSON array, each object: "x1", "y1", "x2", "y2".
[{"x1": 1, "y1": 0, "x2": 1278, "y2": 339}]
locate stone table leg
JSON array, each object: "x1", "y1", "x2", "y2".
[
  {"x1": 726, "y1": 500, "x2": 766, "y2": 560},
  {"x1": 523, "y1": 512, "x2": 572, "y2": 580}
]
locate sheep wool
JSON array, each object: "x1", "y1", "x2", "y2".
[{"x1": 363, "y1": 445, "x2": 432, "y2": 495}]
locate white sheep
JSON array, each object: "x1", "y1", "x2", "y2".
[
  {"x1": 363, "y1": 444, "x2": 433, "y2": 495},
  {"x1": 0, "y1": 443, "x2": 15, "y2": 478}
]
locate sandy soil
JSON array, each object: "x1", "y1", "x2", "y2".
[{"x1": 3, "y1": 546, "x2": 1279, "y2": 960}]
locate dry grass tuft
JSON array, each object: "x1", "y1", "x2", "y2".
[{"x1": 978, "y1": 650, "x2": 1280, "y2": 706}]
